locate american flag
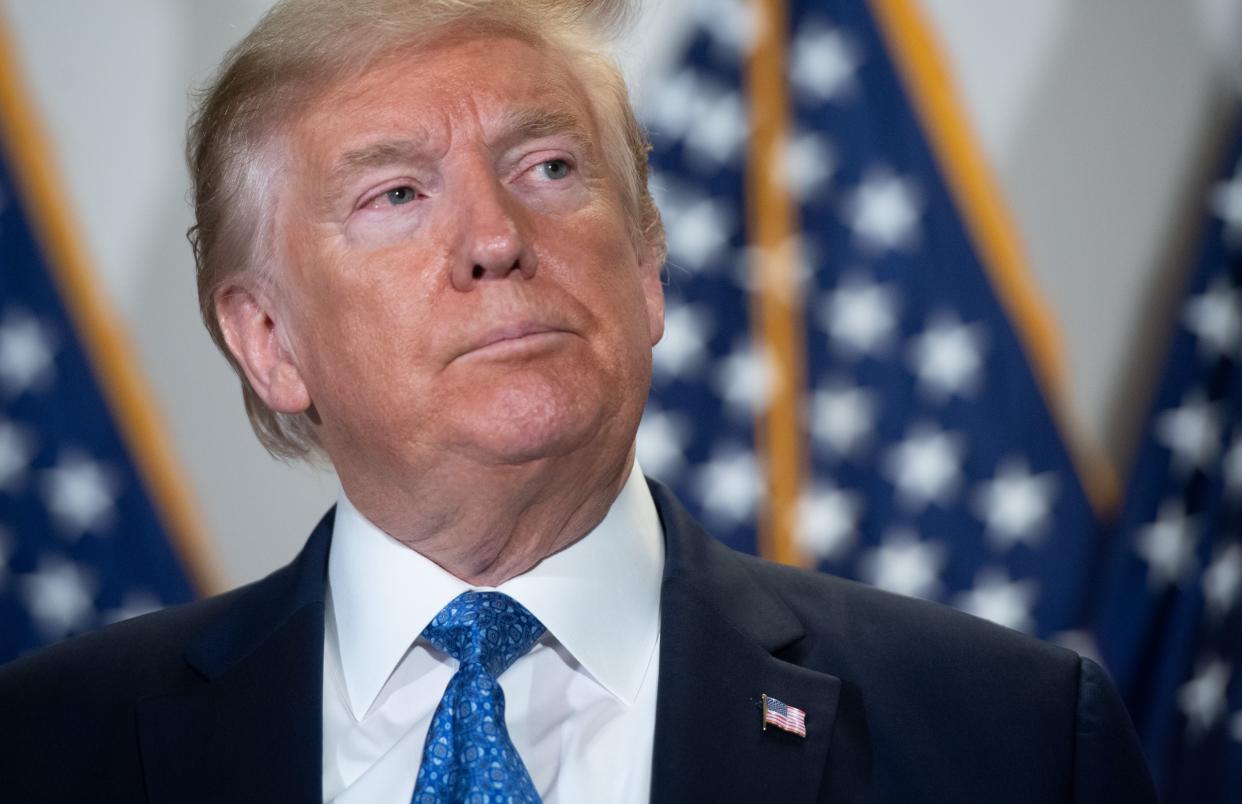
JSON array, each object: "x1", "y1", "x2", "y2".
[
  {"x1": 762, "y1": 694, "x2": 808, "y2": 737},
  {"x1": 1090, "y1": 124, "x2": 1242, "y2": 803},
  {"x1": 0, "y1": 37, "x2": 199, "y2": 664},
  {"x1": 637, "y1": 0, "x2": 1100, "y2": 641}
]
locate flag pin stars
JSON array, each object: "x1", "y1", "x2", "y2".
[{"x1": 761, "y1": 693, "x2": 807, "y2": 737}]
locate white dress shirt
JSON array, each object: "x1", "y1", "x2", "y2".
[{"x1": 322, "y1": 462, "x2": 664, "y2": 803}]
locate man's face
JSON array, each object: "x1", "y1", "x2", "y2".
[{"x1": 260, "y1": 33, "x2": 663, "y2": 482}]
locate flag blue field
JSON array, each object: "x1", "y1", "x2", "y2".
[
  {"x1": 1091, "y1": 123, "x2": 1242, "y2": 803},
  {"x1": 0, "y1": 43, "x2": 199, "y2": 664},
  {"x1": 636, "y1": 0, "x2": 1101, "y2": 640}
]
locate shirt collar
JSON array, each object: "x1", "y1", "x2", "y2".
[{"x1": 328, "y1": 460, "x2": 664, "y2": 718}]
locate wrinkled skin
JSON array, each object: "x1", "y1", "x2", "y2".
[{"x1": 216, "y1": 33, "x2": 664, "y2": 583}]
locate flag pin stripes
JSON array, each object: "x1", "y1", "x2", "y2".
[{"x1": 761, "y1": 693, "x2": 807, "y2": 737}]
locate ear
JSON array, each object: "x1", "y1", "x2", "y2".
[
  {"x1": 214, "y1": 283, "x2": 311, "y2": 414},
  {"x1": 638, "y1": 245, "x2": 665, "y2": 347}
]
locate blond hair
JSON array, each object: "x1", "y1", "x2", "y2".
[{"x1": 187, "y1": 0, "x2": 665, "y2": 460}]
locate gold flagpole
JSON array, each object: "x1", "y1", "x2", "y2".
[{"x1": 745, "y1": 0, "x2": 808, "y2": 567}]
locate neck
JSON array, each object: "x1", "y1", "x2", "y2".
[{"x1": 338, "y1": 445, "x2": 635, "y2": 586}]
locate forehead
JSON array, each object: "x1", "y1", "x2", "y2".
[{"x1": 291, "y1": 33, "x2": 598, "y2": 160}]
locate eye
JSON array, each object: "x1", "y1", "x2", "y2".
[
  {"x1": 384, "y1": 186, "x2": 417, "y2": 205},
  {"x1": 539, "y1": 159, "x2": 572, "y2": 180}
]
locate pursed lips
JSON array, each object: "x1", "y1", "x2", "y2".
[{"x1": 453, "y1": 321, "x2": 573, "y2": 362}]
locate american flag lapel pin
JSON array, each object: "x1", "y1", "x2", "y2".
[{"x1": 761, "y1": 693, "x2": 807, "y2": 738}]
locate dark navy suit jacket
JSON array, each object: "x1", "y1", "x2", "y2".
[{"x1": 0, "y1": 482, "x2": 1156, "y2": 802}]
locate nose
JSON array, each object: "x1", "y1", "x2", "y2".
[{"x1": 450, "y1": 173, "x2": 537, "y2": 291}]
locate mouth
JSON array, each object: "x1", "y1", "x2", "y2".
[{"x1": 454, "y1": 322, "x2": 572, "y2": 362}]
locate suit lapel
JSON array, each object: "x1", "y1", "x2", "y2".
[
  {"x1": 137, "y1": 510, "x2": 336, "y2": 804},
  {"x1": 649, "y1": 483, "x2": 841, "y2": 803},
  {"x1": 134, "y1": 486, "x2": 841, "y2": 801}
]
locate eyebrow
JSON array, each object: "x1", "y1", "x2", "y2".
[
  {"x1": 326, "y1": 138, "x2": 429, "y2": 201},
  {"x1": 323, "y1": 107, "x2": 596, "y2": 203},
  {"x1": 491, "y1": 106, "x2": 595, "y2": 156}
]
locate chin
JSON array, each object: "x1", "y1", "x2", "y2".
[
  {"x1": 460, "y1": 416, "x2": 601, "y2": 467},
  {"x1": 449, "y1": 383, "x2": 611, "y2": 466}
]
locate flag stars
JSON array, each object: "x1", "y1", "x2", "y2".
[
  {"x1": 636, "y1": 406, "x2": 690, "y2": 481},
  {"x1": 0, "y1": 309, "x2": 58, "y2": 398},
  {"x1": 779, "y1": 132, "x2": 836, "y2": 202},
  {"x1": 714, "y1": 340, "x2": 775, "y2": 420},
  {"x1": 644, "y1": 69, "x2": 749, "y2": 168},
  {"x1": 844, "y1": 171, "x2": 922, "y2": 254},
  {"x1": 954, "y1": 569, "x2": 1038, "y2": 633},
  {"x1": 692, "y1": 0, "x2": 761, "y2": 56},
  {"x1": 652, "y1": 303, "x2": 713, "y2": 380},
  {"x1": 0, "y1": 418, "x2": 37, "y2": 492},
  {"x1": 794, "y1": 483, "x2": 862, "y2": 561},
  {"x1": 809, "y1": 381, "x2": 877, "y2": 459},
  {"x1": 664, "y1": 196, "x2": 734, "y2": 272},
  {"x1": 1154, "y1": 393, "x2": 1222, "y2": 476},
  {"x1": 1050, "y1": 630, "x2": 1104, "y2": 666},
  {"x1": 643, "y1": 68, "x2": 701, "y2": 141},
  {"x1": 790, "y1": 23, "x2": 861, "y2": 103},
  {"x1": 907, "y1": 313, "x2": 987, "y2": 400},
  {"x1": 1203, "y1": 543, "x2": 1242, "y2": 619},
  {"x1": 692, "y1": 445, "x2": 761, "y2": 527},
  {"x1": 1211, "y1": 158, "x2": 1242, "y2": 247},
  {"x1": 1135, "y1": 501, "x2": 1198, "y2": 589},
  {"x1": 883, "y1": 424, "x2": 965, "y2": 510},
  {"x1": 859, "y1": 529, "x2": 947, "y2": 600},
  {"x1": 819, "y1": 273, "x2": 901, "y2": 356},
  {"x1": 102, "y1": 591, "x2": 162, "y2": 625},
  {"x1": 18, "y1": 555, "x2": 97, "y2": 640},
  {"x1": 683, "y1": 89, "x2": 749, "y2": 167},
  {"x1": 971, "y1": 458, "x2": 1058, "y2": 551},
  {"x1": 1182, "y1": 277, "x2": 1241, "y2": 358},
  {"x1": 40, "y1": 452, "x2": 121, "y2": 539},
  {"x1": 1178, "y1": 658, "x2": 1232, "y2": 738}
]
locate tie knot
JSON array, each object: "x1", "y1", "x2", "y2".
[{"x1": 421, "y1": 591, "x2": 546, "y2": 677}]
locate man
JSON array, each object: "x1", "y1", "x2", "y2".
[{"x1": 0, "y1": 1, "x2": 1156, "y2": 802}]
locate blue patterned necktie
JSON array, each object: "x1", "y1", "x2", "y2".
[{"x1": 411, "y1": 591, "x2": 546, "y2": 804}]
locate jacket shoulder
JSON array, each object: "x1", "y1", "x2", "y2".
[
  {"x1": 0, "y1": 582, "x2": 251, "y2": 706},
  {"x1": 0, "y1": 520, "x2": 330, "y2": 802},
  {"x1": 0, "y1": 587, "x2": 246, "y2": 797},
  {"x1": 0, "y1": 510, "x2": 332, "y2": 703},
  {"x1": 736, "y1": 549, "x2": 1077, "y2": 675}
]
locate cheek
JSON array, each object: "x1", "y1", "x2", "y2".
[
  {"x1": 572, "y1": 270, "x2": 658, "y2": 386},
  {"x1": 287, "y1": 250, "x2": 437, "y2": 387},
  {"x1": 577, "y1": 241, "x2": 656, "y2": 341},
  {"x1": 345, "y1": 207, "x2": 429, "y2": 251},
  {"x1": 303, "y1": 234, "x2": 435, "y2": 318}
]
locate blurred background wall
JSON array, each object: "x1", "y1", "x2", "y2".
[{"x1": 0, "y1": 0, "x2": 1236, "y2": 588}]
